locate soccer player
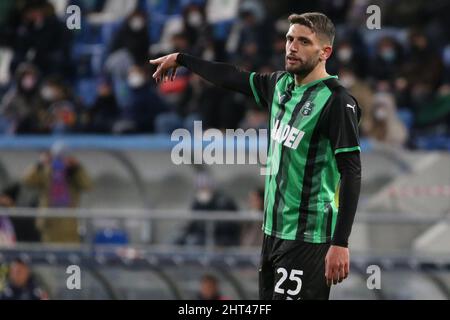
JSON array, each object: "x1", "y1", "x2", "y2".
[{"x1": 150, "y1": 12, "x2": 362, "y2": 300}]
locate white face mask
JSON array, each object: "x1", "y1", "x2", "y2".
[
  {"x1": 374, "y1": 107, "x2": 388, "y2": 120},
  {"x1": 128, "y1": 73, "x2": 145, "y2": 88},
  {"x1": 196, "y1": 190, "x2": 213, "y2": 204},
  {"x1": 187, "y1": 11, "x2": 203, "y2": 27},
  {"x1": 337, "y1": 47, "x2": 352, "y2": 62},
  {"x1": 202, "y1": 47, "x2": 215, "y2": 61},
  {"x1": 129, "y1": 17, "x2": 145, "y2": 31},
  {"x1": 340, "y1": 75, "x2": 355, "y2": 88},
  {"x1": 41, "y1": 86, "x2": 57, "y2": 101}
]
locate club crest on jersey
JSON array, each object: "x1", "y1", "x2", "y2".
[{"x1": 301, "y1": 101, "x2": 314, "y2": 116}]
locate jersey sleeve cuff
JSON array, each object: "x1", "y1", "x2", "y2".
[{"x1": 334, "y1": 146, "x2": 361, "y2": 155}]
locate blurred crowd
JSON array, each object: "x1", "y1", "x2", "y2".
[
  {"x1": 0, "y1": 141, "x2": 92, "y2": 245},
  {"x1": 0, "y1": 0, "x2": 449, "y2": 149},
  {"x1": 0, "y1": 141, "x2": 263, "y2": 248}
]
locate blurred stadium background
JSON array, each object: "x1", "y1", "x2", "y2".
[{"x1": 0, "y1": 0, "x2": 449, "y2": 300}]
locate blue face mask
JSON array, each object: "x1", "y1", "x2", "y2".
[{"x1": 381, "y1": 48, "x2": 396, "y2": 62}]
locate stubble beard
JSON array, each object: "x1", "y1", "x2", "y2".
[{"x1": 285, "y1": 56, "x2": 320, "y2": 77}]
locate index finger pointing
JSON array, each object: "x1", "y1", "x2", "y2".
[{"x1": 149, "y1": 57, "x2": 163, "y2": 65}]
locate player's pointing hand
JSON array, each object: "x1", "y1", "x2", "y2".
[{"x1": 149, "y1": 53, "x2": 180, "y2": 83}]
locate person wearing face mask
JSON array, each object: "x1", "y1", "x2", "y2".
[
  {"x1": 182, "y1": 4, "x2": 212, "y2": 56},
  {"x1": 0, "y1": 63, "x2": 46, "y2": 133},
  {"x1": 370, "y1": 36, "x2": 403, "y2": 83},
  {"x1": 328, "y1": 38, "x2": 367, "y2": 78},
  {"x1": 114, "y1": 65, "x2": 168, "y2": 133},
  {"x1": 38, "y1": 76, "x2": 81, "y2": 134},
  {"x1": 174, "y1": 173, "x2": 241, "y2": 247},
  {"x1": 109, "y1": 10, "x2": 150, "y2": 65},
  {"x1": 366, "y1": 92, "x2": 408, "y2": 146}
]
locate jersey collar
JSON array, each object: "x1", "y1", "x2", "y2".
[{"x1": 292, "y1": 75, "x2": 338, "y2": 90}]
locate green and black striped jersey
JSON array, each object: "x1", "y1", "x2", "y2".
[{"x1": 250, "y1": 72, "x2": 361, "y2": 243}]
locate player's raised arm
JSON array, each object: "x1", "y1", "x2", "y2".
[{"x1": 149, "y1": 53, "x2": 253, "y2": 96}]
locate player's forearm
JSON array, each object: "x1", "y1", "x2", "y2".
[
  {"x1": 176, "y1": 53, "x2": 252, "y2": 96},
  {"x1": 332, "y1": 151, "x2": 361, "y2": 247}
]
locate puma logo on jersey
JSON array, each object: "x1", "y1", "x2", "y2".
[
  {"x1": 346, "y1": 103, "x2": 356, "y2": 113},
  {"x1": 271, "y1": 119, "x2": 305, "y2": 149}
]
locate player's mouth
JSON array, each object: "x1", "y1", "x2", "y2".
[{"x1": 286, "y1": 55, "x2": 301, "y2": 64}]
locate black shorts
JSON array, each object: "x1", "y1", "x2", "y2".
[{"x1": 259, "y1": 234, "x2": 331, "y2": 300}]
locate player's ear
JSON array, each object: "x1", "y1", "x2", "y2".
[{"x1": 321, "y1": 45, "x2": 333, "y2": 61}]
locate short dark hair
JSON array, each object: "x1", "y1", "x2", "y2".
[{"x1": 288, "y1": 12, "x2": 335, "y2": 45}]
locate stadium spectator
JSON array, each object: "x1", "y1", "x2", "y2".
[
  {"x1": 108, "y1": 10, "x2": 150, "y2": 65},
  {"x1": 0, "y1": 63, "x2": 45, "y2": 134},
  {"x1": 328, "y1": 38, "x2": 367, "y2": 78},
  {"x1": 196, "y1": 273, "x2": 228, "y2": 300},
  {"x1": 194, "y1": 77, "x2": 246, "y2": 131},
  {"x1": 226, "y1": 2, "x2": 267, "y2": 68},
  {"x1": 114, "y1": 65, "x2": 168, "y2": 133},
  {"x1": 154, "y1": 71, "x2": 199, "y2": 134},
  {"x1": 0, "y1": 182, "x2": 41, "y2": 243},
  {"x1": 22, "y1": 142, "x2": 92, "y2": 243},
  {"x1": 0, "y1": 0, "x2": 447, "y2": 150},
  {"x1": 175, "y1": 173, "x2": 241, "y2": 247},
  {"x1": 413, "y1": 83, "x2": 450, "y2": 136},
  {"x1": 400, "y1": 30, "x2": 443, "y2": 112},
  {"x1": 365, "y1": 92, "x2": 408, "y2": 147},
  {"x1": 0, "y1": 258, "x2": 48, "y2": 300},
  {"x1": 370, "y1": 36, "x2": 404, "y2": 85},
  {"x1": 84, "y1": 76, "x2": 120, "y2": 133},
  {"x1": 39, "y1": 75, "x2": 83, "y2": 134},
  {"x1": 11, "y1": 0, "x2": 71, "y2": 78}
]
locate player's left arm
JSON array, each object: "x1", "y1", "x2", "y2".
[
  {"x1": 325, "y1": 151, "x2": 361, "y2": 286},
  {"x1": 321, "y1": 90, "x2": 362, "y2": 286}
]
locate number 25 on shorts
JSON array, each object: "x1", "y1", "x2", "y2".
[{"x1": 274, "y1": 268, "x2": 303, "y2": 298}]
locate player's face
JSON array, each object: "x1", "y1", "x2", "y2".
[{"x1": 285, "y1": 24, "x2": 329, "y2": 76}]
